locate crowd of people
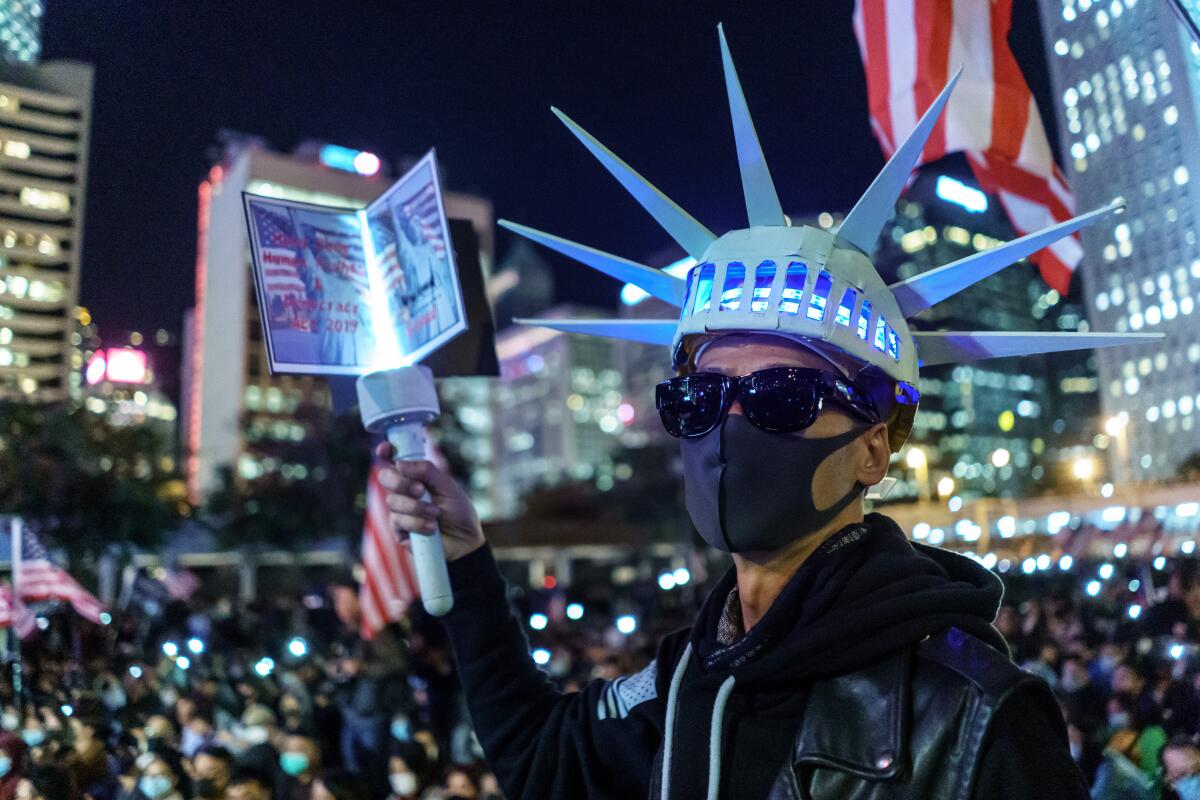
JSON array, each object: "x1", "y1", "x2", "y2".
[{"x1": 7, "y1": 534, "x2": 1200, "y2": 799}]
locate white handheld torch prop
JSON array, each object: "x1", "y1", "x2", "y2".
[{"x1": 357, "y1": 365, "x2": 454, "y2": 616}]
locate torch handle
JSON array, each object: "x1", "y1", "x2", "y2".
[{"x1": 387, "y1": 423, "x2": 454, "y2": 617}]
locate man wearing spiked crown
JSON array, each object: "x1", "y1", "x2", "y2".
[{"x1": 379, "y1": 25, "x2": 1158, "y2": 800}]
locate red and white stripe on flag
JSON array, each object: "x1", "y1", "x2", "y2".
[
  {"x1": 853, "y1": 0, "x2": 1081, "y2": 293},
  {"x1": 0, "y1": 583, "x2": 36, "y2": 639},
  {"x1": 18, "y1": 561, "x2": 105, "y2": 625},
  {"x1": 360, "y1": 464, "x2": 419, "y2": 639}
]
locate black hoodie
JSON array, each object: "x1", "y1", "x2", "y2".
[{"x1": 441, "y1": 513, "x2": 1084, "y2": 799}]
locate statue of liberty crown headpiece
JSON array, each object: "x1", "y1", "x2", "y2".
[{"x1": 501, "y1": 24, "x2": 1159, "y2": 452}]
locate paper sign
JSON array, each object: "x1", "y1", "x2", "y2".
[{"x1": 244, "y1": 150, "x2": 467, "y2": 376}]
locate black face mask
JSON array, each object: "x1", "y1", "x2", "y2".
[
  {"x1": 681, "y1": 413, "x2": 866, "y2": 553},
  {"x1": 193, "y1": 779, "x2": 220, "y2": 799}
]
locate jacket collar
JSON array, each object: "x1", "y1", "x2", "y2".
[{"x1": 793, "y1": 645, "x2": 911, "y2": 779}]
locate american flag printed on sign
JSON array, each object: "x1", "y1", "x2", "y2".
[
  {"x1": 401, "y1": 181, "x2": 447, "y2": 259},
  {"x1": 359, "y1": 464, "x2": 419, "y2": 639},
  {"x1": 252, "y1": 205, "x2": 308, "y2": 297},
  {"x1": 853, "y1": 0, "x2": 1082, "y2": 293},
  {"x1": 16, "y1": 527, "x2": 105, "y2": 625}
]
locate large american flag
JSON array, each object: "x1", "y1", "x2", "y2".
[
  {"x1": 252, "y1": 205, "x2": 307, "y2": 297},
  {"x1": 359, "y1": 465, "x2": 418, "y2": 639},
  {"x1": 15, "y1": 526, "x2": 105, "y2": 625},
  {"x1": 853, "y1": 0, "x2": 1081, "y2": 293},
  {"x1": 0, "y1": 583, "x2": 35, "y2": 639}
]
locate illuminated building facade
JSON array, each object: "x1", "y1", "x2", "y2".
[
  {"x1": 438, "y1": 309, "x2": 634, "y2": 521},
  {"x1": 0, "y1": 59, "x2": 92, "y2": 402},
  {"x1": 185, "y1": 139, "x2": 493, "y2": 500},
  {"x1": 0, "y1": 1, "x2": 42, "y2": 65},
  {"x1": 1037, "y1": 0, "x2": 1200, "y2": 483}
]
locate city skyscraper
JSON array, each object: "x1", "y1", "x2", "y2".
[
  {"x1": 184, "y1": 139, "x2": 493, "y2": 500},
  {"x1": 1037, "y1": 0, "x2": 1200, "y2": 483},
  {"x1": 0, "y1": 1, "x2": 42, "y2": 65},
  {"x1": 0, "y1": 58, "x2": 93, "y2": 403}
]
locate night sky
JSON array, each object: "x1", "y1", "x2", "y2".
[{"x1": 40, "y1": 0, "x2": 1054, "y2": 341}]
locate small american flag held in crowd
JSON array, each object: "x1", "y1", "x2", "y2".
[
  {"x1": 0, "y1": 583, "x2": 36, "y2": 639},
  {"x1": 12, "y1": 522, "x2": 105, "y2": 626},
  {"x1": 853, "y1": 0, "x2": 1082, "y2": 293},
  {"x1": 359, "y1": 464, "x2": 419, "y2": 639}
]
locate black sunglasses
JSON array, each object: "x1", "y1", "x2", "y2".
[{"x1": 655, "y1": 367, "x2": 880, "y2": 439}]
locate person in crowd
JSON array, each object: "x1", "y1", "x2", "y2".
[
  {"x1": 137, "y1": 755, "x2": 184, "y2": 800},
  {"x1": 15, "y1": 764, "x2": 75, "y2": 800},
  {"x1": 190, "y1": 746, "x2": 233, "y2": 800},
  {"x1": 225, "y1": 770, "x2": 271, "y2": 800},
  {"x1": 1162, "y1": 736, "x2": 1200, "y2": 800},
  {"x1": 232, "y1": 707, "x2": 278, "y2": 785},
  {"x1": 307, "y1": 771, "x2": 365, "y2": 800},
  {"x1": 0, "y1": 734, "x2": 28, "y2": 800},
  {"x1": 67, "y1": 714, "x2": 116, "y2": 800},
  {"x1": 439, "y1": 767, "x2": 478, "y2": 800},
  {"x1": 274, "y1": 736, "x2": 319, "y2": 800},
  {"x1": 384, "y1": 750, "x2": 424, "y2": 800}
]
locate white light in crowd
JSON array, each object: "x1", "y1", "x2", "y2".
[
  {"x1": 1047, "y1": 511, "x2": 1072, "y2": 535},
  {"x1": 129, "y1": 666, "x2": 143, "y2": 679},
  {"x1": 928, "y1": 528, "x2": 945, "y2": 545},
  {"x1": 1129, "y1": 579, "x2": 1141, "y2": 592},
  {"x1": 673, "y1": 568, "x2": 691, "y2": 586},
  {"x1": 1073, "y1": 457, "x2": 1096, "y2": 481},
  {"x1": 1171, "y1": 643, "x2": 1186, "y2": 660},
  {"x1": 1178, "y1": 503, "x2": 1200, "y2": 518},
  {"x1": 187, "y1": 638, "x2": 204, "y2": 655},
  {"x1": 1100, "y1": 483, "x2": 1115, "y2": 498},
  {"x1": 1099, "y1": 563, "x2": 1115, "y2": 580},
  {"x1": 1113, "y1": 543, "x2": 1128, "y2": 559},
  {"x1": 937, "y1": 477, "x2": 955, "y2": 497},
  {"x1": 948, "y1": 496, "x2": 963, "y2": 513},
  {"x1": 35, "y1": 617, "x2": 48, "y2": 631},
  {"x1": 1128, "y1": 604, "x2": 1142, "y2": 620},
  {"x1": 1155, "y1": 556, "x2": 1167, "y2": 571},
  {"x1": 997, "y1": 559, "x2": 1012, "y2": 573},
  {"x1": 990, "y1": 448, "x2": 1011, "y2": 468},
  {"x1": 254, "y1": 658, "x2": 275, "y2": 677},
  {"x1": 1022, "y1": 558, "x2": 1037, "y2": 574},
  {"x1": 1036, "y1": 554, "x2": 1051, "y2": 571},
  {"x1": 1105, "y1": 414, "x2": 1129, "y2": 437},
  {"x1": 566, "y1": 603, "x2": 584, "y2": 621},
  {"x1": 997, "y1": 516, "x2": 1017, "y2": 538},
  {"x1": 982, "y1": 553, "x2": 998, "y2": 569},
  {"x1": 1101, "y1": 506, "x2": 1126, "y2": 524},
  {"x1": 162, "y1": 642, "x2": 178, "y2": 658},
  {"x1": 99, "y1": 612, "x2": 112, "y2": 626},
  {"x1": 532, "y1": 648, "x2": 552, "y2": 666},
  {"x1": 60, "y1": 705, "x2": 73, "y2": 717},
  {"x1": 658, "y1": 572, "x2": 677, "y2": 591},
  {"x1": 913, "y1": 522, "x2": 930, "y2": 540},
  {"x1": 529, "y1": 613, "x2": 549, "y2": 631},
  {"x1": 1185, "y1": 540, "x2": 1197, "y2": 555},
  {"x1": 616, "y1": 615, "x2": 638, "y2": 635},
  {"x1": 352, "y1": 151, "x2": 381, "y2": 177},
  {"x1": 287, "y1": 637, "x2": 309, "y2": 658},
  {"x1": 1059, "y1": 555, "x2": 1074, "y2": 571},
  {"x1": 1086, "y1": 580, "x2": 1102, "y2": 597},
  {"x1": 935, "y1": 175, "x2": 989, "y2": 212},
  {"x1": 177, "y1": 656, "x2": 191, "y2": 670}
]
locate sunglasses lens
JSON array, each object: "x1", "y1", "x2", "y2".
[
  {"x1": 656, "y1": 374, "x2": 727, "y2": 437},
  {"x1": 740, "y1": 369, "x2": 820, "y2": 432}
]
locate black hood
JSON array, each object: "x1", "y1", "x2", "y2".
[{"x1": 687, "y1": 512, "x2": 1008, "y2": 690}]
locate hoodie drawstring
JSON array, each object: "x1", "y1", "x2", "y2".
[{"x1": 660, "y1": 644, "x2": 738, "y2": 800}]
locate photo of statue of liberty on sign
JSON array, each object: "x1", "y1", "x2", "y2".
[{"x1": 243, "y1": 150, "x2": 467, "y2": 376}]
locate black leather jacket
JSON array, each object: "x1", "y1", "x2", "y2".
[{"x1": 650, "y1": 627, "x2": 1059, "y2": 800}]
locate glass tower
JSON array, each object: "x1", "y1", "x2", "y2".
[{"x1": 1037, "y1": 0, "x2": 1200, "y2": 483}]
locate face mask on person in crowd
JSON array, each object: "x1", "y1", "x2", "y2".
[
  {"x1": 390, "y1": 718, "x2": 410, "y2": 742},
  {"x1": 20, "y1": 729, "x2": 44, "y2": 747},
  {"x1": 241, "y1": 726, "x2": 270, "y2": 746},
  {"x1": 180, "y1": 726, "x2": 206, "y2": 759},
  {"x1": 0, "y1": 712, "x2": 18, "y2": 732},
  {"x1": 389, "y1": 772, "x2": 418, "y2": 797},
  {"x1": 0, "y1": 754, "x2": 11, "y2": 777},
  {"x1": 279, "y1": 752, "x2": 309, "y2": 777},
  {"x1": 1109, "y1": 712, "x2": 1131, "y2": 730},
  {"x1": 193, "y1": 779, "x2": 219, "y2": 799},
  {"x1": 1177, "y1": 774, "x2": 1200, "y2": 800},
  {"x1": 681, "y1": 414, "x2": 868, "y2": 553},
  {"x1": 139, "y1": 775, "x2": 173, "y2": 800}
]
